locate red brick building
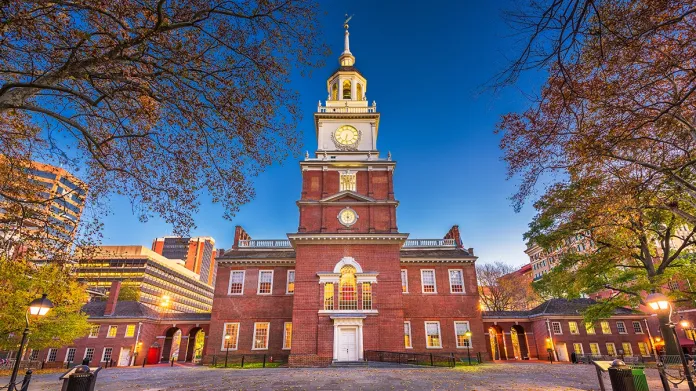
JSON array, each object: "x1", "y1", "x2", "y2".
[{"x1": 206, "y1": 25, "x2": 482, "y2": 367}]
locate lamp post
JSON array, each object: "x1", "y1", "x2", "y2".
[
  {"x1": 224, "y1": 334, "x2": 231, "y2": 368},
  {"x1": 7, "y1": 294, "x2": 54, "y2": 391},
  {"x1": 647, "y1": 292, "x2": 696, "y2": 391},
  {"x1": 465, "y1": 331, "x2": 472, "y2": 365}
]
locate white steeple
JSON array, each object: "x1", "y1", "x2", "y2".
[{"x1": 339, "y1": 16, "x2": 355, "y2": 67}]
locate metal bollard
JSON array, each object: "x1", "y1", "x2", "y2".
[
  {"x1": 19, "y1": 369, "x2": 32, "y2": 391},
  {"x1": 607, "y1": 360, "x2": 636, "y2": 391}
]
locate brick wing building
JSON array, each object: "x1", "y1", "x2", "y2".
[{"x1": 207, "y1": 25, "x2": 482, "y2": 367}]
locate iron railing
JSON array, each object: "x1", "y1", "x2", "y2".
[
  {"x1": 403, "y1": 239, "x2": 456, "y2": 248},
  {"x1": 364, "y1": 350, "x2": 455, "y2": 367}
]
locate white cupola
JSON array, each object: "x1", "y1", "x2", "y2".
[{"x1": 325, "y1": 21, "x2": 368, "y2": 108}]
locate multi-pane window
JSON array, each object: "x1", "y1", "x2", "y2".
[
  {"x1": 454, "y1": 321, "x2": 471, "y2": 348},
  {"x1": 29, "y1": 349, "x2": 39, "y2": 360},
  {"x1": 622, "y1": 342, "x2": 633, "y2": 356},
  {"x1": 65, "y1": 348, "x2": 76, "y2": 363},
  {"x1": 606, "y1": 343, "x2": 616, "y2": 356},
  {"x1": 258, "y1": 270, "x2": 273, "y2": 294},
  {"x1": 448, "y1": 270, "x2": 464, "y2": 293},
  {"x1": 283, "y1": 322, "x2": 292, "y2": 350},
  {"x1": 253, "y1": 322, "x2": 270, "y2": 350},
  {"x1": 421, "y1": 270, "x2": 437, "y2": 293},
  {"x1": 573, "y1": 343, "x2": 583, "y2": 355},
  {"x1": 47, "y1": 348, "x2": 58, "y2": 362},
  {"x1": 84, "y1": 348, "x2": 95, "y2": 361},
  {"x1": 125, "y1": 324, "x2": 136, "y2": 338},
  {"x1": 586, "y1": 323, "x2": 596, "y2": 335},
  {"x1": 404, "y1": 322, "x2": 412, "y2": 348},
  {"x1": 589, "y1": 343, "x2": 600, "y2": 355},
  {"x1": 632, "y1": 321, "x2": 643, "y2": 334},
  {"x1": 228, "y1": 271, "x2": 245, "y2": 295},
  {"x1": 286, "y1": 270, "x2": 295, "y2": 294},
  {"x1": 107, "y1": 325, "x2": 118, "y2": 338},
  {"x1": 401, "y1": 270, "x2": 408, "y2": 293},
  {"x1": 638, "y1": 342, "x2": 651, "y2": 357},
  {"x1": 222, "y1": 323, "x2": 239, "y2": 350},
  {"x1": 568, "y1": 322, "x2": 579, "y2": 335},
  {"x1": 89, "y1": 325, "x2": 100, "y2": 338},
  {"x1": 425, "y1": 321, "x2": 442, "y2": 348},
  {"x1": 324, "y1": 283, "x2": 335, "y2": 310},
  {"x1": 552, "y1": 322, "x2": 562, "y2": 335},
  {"x1": 339, "y1": 266, "x2": 358, "y2": 310},
  {"x1": 102, "y1": 347, "x2": 113, "y2": 363},
  {"x1": 616, "y1": 321, "x2": 627, "y2": 334},
  {"x1": 601, "y1": 321, "x2": 611, "y2": 334},
  {"x1": 339, "y1": 172, "x2": 357, "y2": 192},
  {"x1": 362, "y1": 282, "x2": 372, "y2": 310}
]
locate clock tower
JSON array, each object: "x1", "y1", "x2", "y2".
[{"x1": 288, "y1": 22, "x2": 407, "y2": 366}]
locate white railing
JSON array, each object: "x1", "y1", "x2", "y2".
[
  {"x1": 403, "y1": 239, "x2": 456, "y2": 248},
  {"x1": 317, "y1": 102, "x2": 377, "y2": 113},
  {"x1": 238, "y1": 239, "x2": 291, "y2": 248}
]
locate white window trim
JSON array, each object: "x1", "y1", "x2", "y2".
[
  {"x1": 47, "y1": 348, "x2": 58, "y2": 362},
  {"x1": 282, "y1": 322, "x2": 292, "y2": 350},
  {"x1": 286, "y1": 270, "x2": 295, "y2": 295},
  {"x1": 573, "y1": 343, "x2": 584, "y2": 355},
  {"x1": 420, "y1": 269, "x2": 437, "y2": 294},
  {"x1": 454, "y1": 321, "x2": 472, "y2": 349},
  {"x1": 424, "y1": 321, "x2": 442, "y2": 349},
  {"x1": 633, "y1": 321, "x2": 644, "y2": 334},
  {"x1": 606, "y1": 342, "x2": 616, "y2": 355},
  {"x1": 552, "y1": 321, "x2": 563, "y2": 335},
  {"x1": 404, "y1": 321, "x2": 413, "y2": 349},
  {"x1": 106, "y1": 325, "x2": 117, "y2": 338},
  {"x1": 65, "y1": 348, "x2": 76, "y2": 362},
  {"x1": 84, "y1": 348, "x2": 94, "y2": 360},
  {"x1": 448, "y1": 269, "x2": 466, "y2": 294},
  {"x1": 252, "y1": 322, "x2": 270, "y2": 350},
  {"x1": 638, "y1": 342, "x2": 651, "y2": 357},
  {"x1": 568, "y1": 321, "x2": 580, "y2": 335},
  {"x1": 622, "y1": 343, "x2": 633, "y2": 356},
  {"x1": 401, "y1": 269, "x2": 409, "y2": 294},
  {"x1": 101, "y1": 347, "x2": 113, "y2": 362},
  {"x1": 616, "y1": 321, "x2": 627, "y2": 334},
  {"x1": 228, "y1": 270, "x2": 246, "y2": 295},
  {"x1": 601, "y1": 321, "x2": 612, "y2": 334},
  {"x1": 88, "y1": 325, "x2": 100, "y2": 338},
  {"x1": 125, "y1": 324, "x2": 136, "y2": 338},
  {"x1": 257, "y1": 270, "x2": 274, "y2": 295},
  {"x1": 220, "y1": 322, "x2": 240, "y2": 351},
  {"x1": 589, "y1": 343, "x2": 600, "y2": 355}
]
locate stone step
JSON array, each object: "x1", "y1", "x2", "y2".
[{"x1": 331, "y1": 361, "x2": 368, "y2": 368}]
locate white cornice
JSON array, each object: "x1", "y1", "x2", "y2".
[
  {"x1": 400, "y1": 258, "x2": 476, "y2": 264},
  {"x1": 216, "y1": 259, "x2": 296, "y2": 266}
]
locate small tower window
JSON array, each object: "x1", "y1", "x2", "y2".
[
  {"x1": 339, "y1": 172, "x2": 356, "y2": 192},
  {"x1": 331, "y1": 83, "x2": 338, "y2": 100},
  {"x1": 342, "y1": 80, "x2": 352, "y2": 99},
  {"x1": 357, "y1": 83, "x2": 363, "y2": 100}
]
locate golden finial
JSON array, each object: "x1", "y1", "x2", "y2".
[{"x1": 344, "y1": 14, "x2": 354, "y2": 30}]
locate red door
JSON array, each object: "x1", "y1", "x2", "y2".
[{"x1": 147, "y1": 347, "x2": 161, "y2": 365}]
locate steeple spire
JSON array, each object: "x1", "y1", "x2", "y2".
[{"x1": 339, "y1": 14, "x2": 355, "y2": 67}]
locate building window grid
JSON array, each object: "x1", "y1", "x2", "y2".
[
  {"x1": 448, "y1": 269, "x2": 465, "y2": 293},
  {"x1": 222, "y1": 323, "x2": 240, "y2": 350},
  {"x1": 89, "y1": 325, "x2": 100, "y2": 338},
  {"x1": 283, "y1": 322, "x2": 292, "y2": 350},
  {"x1": 107, "y1": 325, "x2": 118, "y2": 338},
  {"x1": 622, "y1": 342, "x2": 633, "y2": 356},
  {"x1": 66, "y1": 348, "x2": 76, "y2": 363},
  {"x1": 401, "y1": 270, "x2": 408, "y2": 293},
  {"x1": 454, "y1": 321, "x2": 472, "y2": 348},
  {"x1": 339, "y1": 266, "x2": 358, "y2": 310},
  {"x1": 362, "y1": 282, "x2": 372, "y2": 310},
  {"x1": 606, "y1": 343, "x2": 616, "y2": 356},
  {"x1": 404, "y1": 321, "x2": 412, "y2": 349},
  {"x1": 252, "y1": 322, "x2": 270, "y2": 350},
  {"x1": 573, "y1": 343, "x2": 584, "y2": 355},
  {"x1": 552, "y1": 322, "x2": 562, "y2": 335},
  {"x1": 616, "y1": 321, "x2": 627, "y2": 334},
  {"x1": 47, "y1": 348, "x2": 58, "y2": 362},
  {"x1": 258, "y1": 270, "x2": 273, "y2": 294},
  {"x1": 638, "y1": 342, "x2": 651, "y2": 357},
  {"x1": 102, "y1": 347, "x2": 113, "y2": 363},
  {"x1": 421, "y1": 270, "x2": 437, "y2": 293},
  {"x1": 286, "y1": 270, "x2": 295, "y2": 294},
  {"x1": 125, "y1": 324, "x2": 136, "y2": 338},
  {"x1": 632, "y1": 321, "x2": 643, "y2": 334},
  {"x1": 29, "y1": 350, "x2": 39, "y2": 361},
  {"x1": 425, "y1": 321, "x2": 442, "y2": 349},
  {"x1": 228, "y1": 271, "x2": 245, "y2": 295},
  {"x1": 568, "y1": 321, "x2": 579, "y2": 335},
  {"x1": 601, "y1": 321, "x2": 612, "y2": 334},
  {"x1": 586, "y1": 323, "x2": 596, "y2": 335},
  {"x1": 589, "y1": 343, "x2": 600, "y2": 355},
  {"x1": 324, "y1": 283, "x2": 335, "y2": 310},
  {"x1": 84, "y1": 348, "x2": 95, "y2": 361}
]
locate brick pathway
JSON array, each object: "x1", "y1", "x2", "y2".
[{"x1": 1, "y1": 362, "x2": 676, "y2": 390}]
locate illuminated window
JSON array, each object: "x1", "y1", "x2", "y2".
[
  {"x1": 401, "y1": 270, "x2": 408, "y2": 293},
  {"x1": 585, "y1": 323, "x2": 596, "y2": 335},
  {"x1": 107, "y1": 325, "x2": 118, "y2": 338},
  {"x1": 573, "y1": 343, "x2": 583, "y2": 355},
  {"x1": 421, "y1": 270, "x2": 437, "y2": 293},
  {"x1": 638, "y1": 342, "x2": 651, "y2": 357},
  {"x1": 454, "y1": 321, "x2": 471, "y2": 348},
  {"x1": 331, "y1": 83, "x2": 338, "y2": 100},
  {"x1": 632, "y1": 321, "x2": 643, "y2": 334},
  {"x1": 622, "y1": 342, "x2": 633, "y2": 356},
  {"x1": 253, "y1": 322, "x2": 270, "y2": 350},
  {"x1": 324, "y1": 283, "x2": 334, "y2": 310},
  {"x1": 283, "y1": 322, "x2": 292, "y2": 350},
  {"x1": 339, "y1": 172, "x2": 357, "y2": 192},
  {"x1": 362, "y1": 282, "x2": 372, "y2": 310},
  {"x1": 89, "y1": 325, "x2": 100, "y2": 338},
  {"x1": 101, "y1": 347, "x2": 113, "y2": 363},
  {"x1": 425, "y1": 321, "x2": 442, "y2": 348},
  {"x1": 568, "y1": 322, "x2": 579, "y2": 335},
  {"x1": 589, "y1": 343, "x2": 600, "y2": 355},
  {"x1": 339, "y1": 265, "x2": 358, "y2": 310},
  {"x1": 222, "y1": 323, "x2": 239, "y2": 350},
  {"x1": 357, "y1": 83, "x2": 363, "y2": 100},
  {"x1": 125, "y1": 324, "x2": 136, "y2": 338},
  {"x1": 551, "y1": 322, "x2": 562, "y2": 335},
  {"x1": 258, "y1": 270, "x2": 273, "y2": 294},
  {"x1": 404, "y1": 321, "x2": 412, "y2": 348},
  {"x1": 286, "y1": 270, "x2": 295, "y2": 294},
  {"x1": 228, "y1": 271, "x2": 245, "y2": 295},
  {"x1": 601, "y1": 321, "x2": 611, "y2": 334},
  {"x1": 606, "y1": 343, "x2": 616, "y2": 356},
  {"x1": 449, "y1": 270, "x2": 464, "y2": 293},
  {"x1": 342, "y1": 80, "x2": 352, "y2": 99},
  {"x1": 616, "y1": 321, "x2": 627, "y2": 334}
]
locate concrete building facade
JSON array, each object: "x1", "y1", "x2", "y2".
[{"x1": 152, "y1": 236, "x2": 217, "y2": 286}]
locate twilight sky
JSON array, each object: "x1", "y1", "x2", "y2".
[{"x1": 98, "y1": 0, "x2": 545, "y2": 268}]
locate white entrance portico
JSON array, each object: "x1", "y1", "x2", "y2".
[{"x1": 331, "y1": 315, "x2": 365, "y2": 362}]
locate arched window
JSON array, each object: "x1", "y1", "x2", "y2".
[
  {"x1": 331, "y1": 83, "x2": 338, "y2": 100},
  {"x1": 356, "y1": 83, "x2": 363, "y2": 100},
  {"x1": 339, "y1": 265, "x2": 357, "y2": 310},
  {"x1": 342, "y1": 80, "x2": 352, "y2": 100}
]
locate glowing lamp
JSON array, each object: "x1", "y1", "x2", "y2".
[
  {"x1": 646, "y1": 292, "x2": 670, "y2": 311},
  {"x1": 28, "y1": 293, "x2": 54, "y2": 316}
]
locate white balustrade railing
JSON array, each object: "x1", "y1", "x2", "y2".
[
  {"x1": 403, "y1": 239, "x2": 456, "y2": 248},
  {"x1": 317, "y1": 104, "x2": 377, "y2": 113},
  {"x1": 238, "y1": 239, "x2": 291, "y2": 248}
]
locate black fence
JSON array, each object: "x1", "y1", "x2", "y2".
[
  {"x1": 211, "y1": 353, "x2": 288, "y2": 368},
  {"x1": 364, "y1": 350, "x2": 456, "y2": 367},
  {"x1": 574, "y1": 354, "x2": 656, "y2": 365}
]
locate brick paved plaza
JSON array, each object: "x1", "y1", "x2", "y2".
[{"x1": 1, "y1": 363, "x2": 673, "y2": 390}]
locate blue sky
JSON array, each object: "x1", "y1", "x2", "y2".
[{"x1": 99, "y1": 0, "x2": 544, "y2": 267}]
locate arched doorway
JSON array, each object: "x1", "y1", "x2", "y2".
[
  {"x1": 489, "y1": 326, "x2": 506, "y2": 360},
  {"x1": 161, "y1": 327, "x2": 181, "y2": 363},
  {"x1": 510, "y1": 325, "x2": 529, "y2": 359},
  {"x1": 185, "y1": 327, "x2": 205, "y2": 363}
]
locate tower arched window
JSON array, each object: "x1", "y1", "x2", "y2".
[
  {"x1": 356, "y1": 83, "x2": 363, "y2": 101},
  {"x1": 342, "y1": 80, "x2": 352, "y2": 100},
  {"x1": 331, "y1": 83, "x2": 338, "y2": 100},
  {"x1": 339, "y1": 265, "x2": 357, "y2": 310}
]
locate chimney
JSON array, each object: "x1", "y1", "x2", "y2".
[
  {"x1": 233, "y1": 226, "x2": 251, "y2": 249},
  {"x1": 444, "y1": 225, "x2": 463, "y2": 248},
  {"x1": 104, "y1": 281, "x2": 121, "y2": 316},
  {"x1": 468, "y1": 247, "x2": 475, "y2": 256}
]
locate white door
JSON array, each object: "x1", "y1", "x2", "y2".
[
  {"x1": 118, "y1": 347, "x2": 131, "y2": 366},
  {"x1": 338, "y1": 328, "x2": 358, "y2": 361},
  {"x1": 556, "y1": 343, "x2": 569, "y2": 362}
]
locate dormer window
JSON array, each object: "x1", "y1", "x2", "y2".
[{"x1": 342, "y1": 80, "x2": 352, "y2": 99}]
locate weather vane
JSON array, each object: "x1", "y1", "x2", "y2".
[{"x1": 344, "y1": 13, "x2": 354, "y2": 30}]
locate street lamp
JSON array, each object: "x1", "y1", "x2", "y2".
[
  {"x1": 465, "y1": 331, "x2": 472, "y2": 365},
  {"x1": 224, "y1": 334, "x2": 231, "y2": 368},
  {"x1": 646, "y1": 292, "x2": 696, "y2": 391},
  {"x1": 7, "y1": 294, "x2": 54, "y2": 391}
]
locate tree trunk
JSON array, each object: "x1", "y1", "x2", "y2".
[{"x1": 658, "y1": 312, "x2": 680, "y2": 356}]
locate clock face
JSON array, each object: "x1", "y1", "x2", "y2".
[
  {"x1": 334, "y1": 125, "x2": 360, "y2": 146},
  {"x1": 338, "y1": 207, "x2": 358, "y2": 227}
]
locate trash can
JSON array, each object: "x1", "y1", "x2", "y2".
[
  {"x1": 631, "y1": 368, "x2": 649, "y2": 391},
  {"x1": 607, "y1": 360, "x2": 636, "y2": 391},
  {"x1": 59, "y1": 365, "x2": 101, "y2": 391}
]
